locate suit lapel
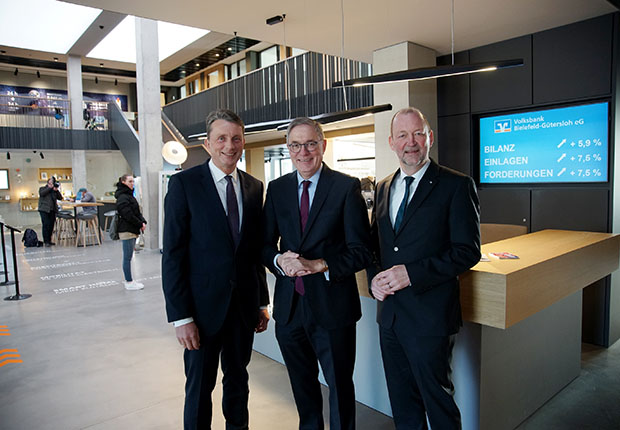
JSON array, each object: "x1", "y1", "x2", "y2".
[
  {"x1": 199, "y1": 161, "x2": 235, "y2": 248},
  {"x1": 395, "y1": 160, "x2": 440, "y2": 236},
  {"x1": 284, "y1": 172, "x2": 303, "y2": 243},
  {"x1": 301, "y1": 164, "x2": 334, "y2": 245},
  {"x1": 238, "y1": 170, "x2": 251, "y2": 243},
  {"x1": 378, "y1": 170, "x2": 398, "y2": 240}
]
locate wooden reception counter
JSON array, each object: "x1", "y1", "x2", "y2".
[{"x1": 460, "y1": 229, "x2": 620, "y2": 329}]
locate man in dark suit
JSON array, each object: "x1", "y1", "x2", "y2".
[
  {"x1": 370, "y1": 107, "x2": 481, "y2": 429},
  {"x1": 263, "y1": 117, "x2": 373, "y2": 430},
  {"x1": 162, "y1": 109, "x2": 270, "y2": 430}
]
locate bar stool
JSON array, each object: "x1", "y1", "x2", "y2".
[
  {"x1": 103, "y1": 210, "x2": 116, "y2": 232},
  {"x1": 75, "y1": 213, "x2": 101, "y2": 247},
  {"x1": 55, "y1": 211, "x2": 76, "y2": 245}
]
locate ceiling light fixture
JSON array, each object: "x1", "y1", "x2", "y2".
[
  {"x1": 195, "y1": 63, "x2": 200, "y2": 67},
  {"x1": 333, "y1": 60, "x2": 524, "y2": 87},
  {"x1": 332, "y1": 0, "x2": 523, "y2": 87},
  {"x1": 266, "y1": 15, "x2": 284, "y2": 25},
  {"x1": 215, "y1": 53, "x2": 219, "y2": 57},
  {"x1": 53, "y1": 57, "x2": 58, "y2": 62},
  {"x1": 200, "y1": 5, "x2": 392, "y2": 139}
]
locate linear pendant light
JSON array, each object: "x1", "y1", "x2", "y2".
[
  {"x1": 188, "y1": 103, "x2": 393, "y2": 138},
  {"x1": 333, "y1": 0, "x2": 523, "y2": 88},
  {"x1": 332, "y1": 59, "x2": 524, "y2": 87}
]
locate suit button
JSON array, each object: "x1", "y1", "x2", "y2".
[{"x1": 394, "y1": 246, "x2": 399, "y2": 252}]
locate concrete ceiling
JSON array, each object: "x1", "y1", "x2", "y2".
[{"x1": 61, "y1": 0, "x2": 617, "y2": 63}]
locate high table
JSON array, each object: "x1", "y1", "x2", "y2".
[{"x1": 60, "y1": 202, "x2": 105, "y2": 242}]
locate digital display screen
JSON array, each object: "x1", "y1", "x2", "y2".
[
  {"x1": 0, "y1": 170, "x2": 8, "y2": 190},
  {"x1": 479, "y1": 102, "x2": 608, "y2": 184}
]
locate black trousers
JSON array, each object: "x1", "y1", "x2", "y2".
[
  {"x1": 380, "y1": 320, "x2": 460, "y2": 430},
  {"x1": 276, "y1": 293, "x2": 357, "y2": 430},
  {"x1": 39, "y1": 210, "x2": 56, "y2": 244},
  {"x1": 183, "y1": 297, "x2": 255, "y2": 430}
]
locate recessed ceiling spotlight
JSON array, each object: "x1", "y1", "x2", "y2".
[
  {"x1": 215, "y1": 53, "x2": 220, "y2": 57},
  {"x1": 53, "y1": 57, "x2": 58, "y2": 62},
  {"x1": 195, "y1": 63, "x2": 200, "y2": 67},
  {"x1": 227, "y1": 47, "x2": 232, "y2": 51},
  {"x1": 99, "y1": 63, "x2": 104, "y2": 67}
]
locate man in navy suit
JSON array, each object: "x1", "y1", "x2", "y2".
[
  {"x1": 370, "y1": 108, "x2": 481, "y2": 429},
  {"x1": 162, "y1": 109, "x2": 270, "y2": 430},
  {"x1": 263, "y1": 117, "x2": 373, "y2": 430}
]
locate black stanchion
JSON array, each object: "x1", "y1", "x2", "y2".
[
  {"x1": 0, "y1": 222, "x2": 15, "y2": 286},
  {"x1": 2, "y1": 223, "x2": 30, "y2": 301}
]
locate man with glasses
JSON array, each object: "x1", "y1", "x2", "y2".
[
  {"x1": 369, "y1": 107, "x2": 480, "y2": 429},
  {"x1": 263, "y1": 117, "x2": 372, "y2": 430}
]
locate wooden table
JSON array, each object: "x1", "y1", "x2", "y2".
[
  {"x1": 61, "y1": 202, "x2": 105, "y2": 241},
  {"x1": 460, "y1": 229, "x2": 620, "y2": 329}
]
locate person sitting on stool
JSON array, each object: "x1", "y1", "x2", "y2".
[{"x1": 76, "y1": 187, "x2": 97, "y2": 219}]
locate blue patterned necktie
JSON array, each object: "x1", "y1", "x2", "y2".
[{"x1": 394, "y1": 176, "x2": 414, "y2": 232}]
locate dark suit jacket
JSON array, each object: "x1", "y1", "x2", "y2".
[
  {"x1": 371, "y1": 159, "x2": 481, "y2": 336},
  {"x1": 162, "y1": 161, "x2": 269, "y2": 336},
  {"x1": 262, "y1": 164, "x2": 373, "y2": 329}
]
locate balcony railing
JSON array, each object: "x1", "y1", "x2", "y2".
[
  {"x1": 163, "y1": 51, "x2": 374, "y2": 139},
  {"x1": 0, "y1": 95, "x2": 111, "y2": 130}
]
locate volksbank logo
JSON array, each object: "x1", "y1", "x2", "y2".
[{"x1": 494, "y1": 119, "x2": 512, "y2": 133}]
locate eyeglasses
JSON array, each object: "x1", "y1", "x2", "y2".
[{"x1": 288, "y1": 141, "x2": 320, "y2": 153}]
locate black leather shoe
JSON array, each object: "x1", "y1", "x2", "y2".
[{"x1": 49, "y1": 242, "x2": 56, "y2": 246}]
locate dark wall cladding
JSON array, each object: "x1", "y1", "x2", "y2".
[
  {"x1": 163, "y1": 52, "x2": 374, "y2": 138},
  {"x1": 436, "y1": 12, "x2": 618, "y2": 346},
  {"x1": 0, "y1": 127, "x2": 116, "y2": 150}
]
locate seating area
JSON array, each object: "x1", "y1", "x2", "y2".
[{"x1": 53, "y1": 209, "x2": 104, "y2": 247}]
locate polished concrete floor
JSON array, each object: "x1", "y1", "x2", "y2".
[{"x1": 0, "y1": 237, "x2": 619, "y2": 429}]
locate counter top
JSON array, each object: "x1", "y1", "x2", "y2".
[{"x1": 460, "y1": 229, "x2": 620, "y2": 329}]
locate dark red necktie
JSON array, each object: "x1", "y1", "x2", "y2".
[
  {"x1": 295, "y1": 180, "x2": 311, "y2": 295},
  {"x1": 225, "y1": 175, "x2": 240, "y2": 249}
]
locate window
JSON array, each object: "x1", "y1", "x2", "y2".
[
  {"x1": 259, "y1": 46, "x2": 279, "y2": 68},
  {"x1": 208, "y1": 70, "x2": 220, "y2": 88}
]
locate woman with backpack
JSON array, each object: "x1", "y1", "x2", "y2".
[
  {"x1": 38, "y1": 176, "x2": 63, "y2": 247},
  {"x1": 115, "y1": 174, "x2": 147, "y2": 290}
]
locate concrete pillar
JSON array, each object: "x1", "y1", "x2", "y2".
[
  {"x1": 67, "y1": 55, "x2": 83, "y2": 131},
  {"x1": 67, "y1": 55, "x2": 87, "y2": 195},
  {"x1": 373, "y1": 42, "x2": 437, "y2": 182},
  {"x1": 245, "y1": 148, "x2": 265, "y2": 186},
  {"x1": 135, "y1": 17, "x2": 163, "y2": 249}
]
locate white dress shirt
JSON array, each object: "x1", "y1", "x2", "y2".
[{"x1": 389, "y1": 161, "x2": 430, "y2": 228}]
